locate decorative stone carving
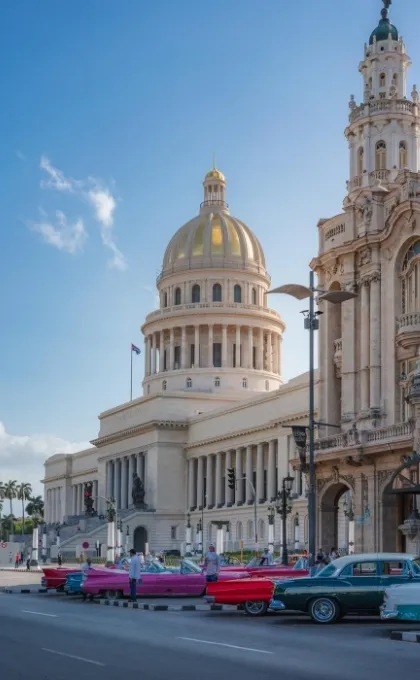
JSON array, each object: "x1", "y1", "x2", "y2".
[
  {"x1": 332, "y1": 466, "x2": 340, "y2": 484},
  {"x1": 369, "y1": 271, "x2": 381, "y2": 284},
  {"x1": 412, "y1": 84, "x2": 419, "y2": 103},
  {"x1": 377, "y1": 469, "x2": 394, "y2": 489},
  {"x1": 348, "y1": 94, "x2": 356, "y2": 111},
  {"x1": 132, "y1": 473, "x2": 147, "y2": 509},
  {"x1": 363, "y1": 201, "x2": 373, "y2": 225},
  {"x1": 344, "y1": 281, "x2": 358, "y2": 294},
  {"x1": 342, "y1": 473, "x2": 355, "y2": 490},
  {"x1": 325, "y1": 263, "x2": 338, "y2": 281},
  {"x1": 358, "y1": 247, "x2": 371, "y2": 266},
  {"x1": 317, "y1": 478, "x2": 329, "y2": 493}
]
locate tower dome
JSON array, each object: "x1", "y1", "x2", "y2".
[
  {"x1": 369, "y1": 3, "x2": 398, "y2": 45},
  {"x1": 161, "y1": 168, "x2": 267, "y2": 279}
]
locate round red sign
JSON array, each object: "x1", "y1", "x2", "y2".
[
  {"x1": 82, "y1": 541, "x2": 89, "y2": 549},
  {"x1": 1, "y1": 542, "x2": 7, "y2": 549}
]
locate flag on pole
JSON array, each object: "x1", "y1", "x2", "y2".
[{"x1": 131, "y1": 343, "x2": 141, "y2": 355}]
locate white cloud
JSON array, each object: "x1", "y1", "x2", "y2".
[
  {"x1": 31, "y1": 210, "x2": 87, "y2": 254},
  {"x1": 35, "y1": 157, "x2": 126, "y2": 269},
  {"x1": 0, "y1": 422, "x2": 90, "y2": 507}
]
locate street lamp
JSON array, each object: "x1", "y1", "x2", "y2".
[
  {"x1": 268, "y1": 271, "x2": 357, "y2": 568},
  {"x1": 274, "y1": 475, "x2": 295, "y2": 565}
]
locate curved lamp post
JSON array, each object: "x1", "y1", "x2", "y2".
[
  {"x1": 268, "y1": 272, "x2": 357, "y2": 568},
  {"x1": 274, "y1": 475, "x2": 294, "y2": 564}
]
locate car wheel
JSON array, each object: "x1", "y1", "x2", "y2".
[
  {"x1": 244, "y1": 600, "x2": 269, "y2": 616},
  {"x1": 103, "y1": 589, "x2": 119, "y2": 599},
  {"x1": 309, "y1": 597, "x2": 340, "y2": 624}
]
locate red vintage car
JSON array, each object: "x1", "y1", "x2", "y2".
[
  {"x1": 41, "y1": 567, "x2": 81, "y2": 591},
  {"x1": 205, "y1": 577, "x2": 276, "y2": 616},
  {"x1": 221, "y1": 556, "x2": 309, "y2": 579}
]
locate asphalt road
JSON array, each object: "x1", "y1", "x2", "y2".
[{"x1": 0, "y1": 592, "x2": 419, "y2": 680}]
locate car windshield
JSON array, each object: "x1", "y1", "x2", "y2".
[
  {"x1": 181, "y1": 559, "x2": 201, "y2": 574},
  {"x1": 142, "y1": 561, "x2": 166, "y2": 573},
  {"x1": 412, "y1": 559, "x2": 420, "y2": 575},
  {"x1": 314, "y1": 562, "x2": 337, "y2": 578},
  {"x1": 246, "y1": 558, "x2": 261, "y2": 568}
]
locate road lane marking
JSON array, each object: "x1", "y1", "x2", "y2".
[
  {"x1": 178, "y1": 637, "x2": 273, "y2": 655},
  {"x1": 42, "y1": 649, "x2": 106, "y2": 666},
  {"x1": 22, "y1": 610, "x2": 57, "y2": 618}
]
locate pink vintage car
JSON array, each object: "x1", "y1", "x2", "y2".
[{"x1": 82, "y1": 559, "x2": 247, "y2": 598}]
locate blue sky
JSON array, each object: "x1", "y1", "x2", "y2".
[{"x1": 0, "y1": 0, "x2": 418, "y2": 486}]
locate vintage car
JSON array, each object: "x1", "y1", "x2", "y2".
[
  {"x1": 82, "y1": 559, "x2": 247, "y2": 598},
  {"x1": 270, "y1": 552, "x2": 420, "y2": 624},
  {"x1": 41, "y1": 567, "x2": 81, "y2": 591},
  {"x1": 220, "y1": 556, "x2": 309, "y2": 579},
  {"x1": 205, "y1": 577, "x2": 276, "y2": 616},
  {"x1": 64, "y1": 571, "x2": 84, "y2": 595},
  {"x1": 381, "y1": 581, "x2": 420, "y2": 622}
]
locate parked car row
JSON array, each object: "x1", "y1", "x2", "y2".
[{"x1": 41, "y1": 552, "x2": 420, "y2": 623}]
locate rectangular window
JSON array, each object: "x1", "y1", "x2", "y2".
[
  {"x1": 174, "y1": 346, "x2": 181, "y2": 369},
  {"x1": 163, "y1": 350, "x2": 167, "y2": 371},
  {"x1": 191, "y1": 344, "x2": 195, "y2": 367},
  {"x1": 170, "y1": 526, "x2": 177, "y2": 540},
  {"x1": 213, "y1": 342, "x2": 222, "y2": 368},
  {"x1": 252, "y1": 346, "x2": 256, "y2": 369},
  {"x1": 381, "y1": 561, "x2": 409, "y2": 576},
  {"x1": 347, "y1": 562, "x2": 377, "y2": 576}
]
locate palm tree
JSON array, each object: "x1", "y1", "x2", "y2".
[
  {"x1": 17, "y1": 482, "x2": 32, "y2": 535},
  {"x1": 4, "y1": 481, "x2": 17, "y2": 535},
  {"x1": 26, "y1": 495, "x2": 44, "y2": 519},
  {"x1": 0, "y1": 483, "x2": 5, "y2": 539},
  {"x1": 1, "y1": 514, "x2": 15, "y2": 541}
]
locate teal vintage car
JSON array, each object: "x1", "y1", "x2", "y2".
[{"x1": 270, "y1": 552, "x2": 420, "y2": 624}]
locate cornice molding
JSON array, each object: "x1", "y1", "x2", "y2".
[{"x1": 91, "y1": 419, "x2": 188, "y2": 448}]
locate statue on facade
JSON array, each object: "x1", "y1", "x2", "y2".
[
  {"x1": 132, "y1": 473, "x2": 147, "y2": 509},
  {"x1": 84, "y1": 481, "x2": 95, "y2": 516}
]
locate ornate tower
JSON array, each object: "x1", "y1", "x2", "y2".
[{"x1": 346, "y1": 0, "x2": 419, "y2": 195}]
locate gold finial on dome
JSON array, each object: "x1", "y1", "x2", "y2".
[{"x1": 205, "y1": 167, "x2": 226, "y2": 182}]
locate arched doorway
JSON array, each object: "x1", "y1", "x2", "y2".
[
  {"x1": 383, "y1": 453, "x2": 420, "y2": 552},
  {"x1": 133, "y1": 526, "x2": 148, "y2": 553},
  {"x1": 320, "y1": 482, "x2": 352, "y2": 552}
]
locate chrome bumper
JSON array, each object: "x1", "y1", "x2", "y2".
[
  {"x1": 380, "y1": 606, "x2": 399, "y2": 620},
  {"x1": 269, "y1": 599, "x2": 286, "y2": 611}
]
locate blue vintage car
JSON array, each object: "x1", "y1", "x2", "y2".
[{"x1": 64, "y1": 571, "x2": 84, "y2": 595}]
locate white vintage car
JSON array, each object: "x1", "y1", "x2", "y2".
[{"x1": 381, "y1": 582, "x2": 420, "y2": 621}]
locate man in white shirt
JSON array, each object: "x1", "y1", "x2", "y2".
[
  {"x1": 128, "y1": 549, "x2": 142, "y2": 602},
  {"x1": 204, "y1": 544, "x2": 221, "y2": 582}
]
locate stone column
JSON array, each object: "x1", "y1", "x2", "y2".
[
  {"x1": 188, "y1": 459, "x2": 195, "y2": 509},
  {"x1": 112, "y1": 461, "x2": 118, "y2": 504},
  {"x1": 248, "y1": 326, "x2": 253, "y2": 368},
  {"x1": 207, "y1": 455, "x2": 214, "y2": 507},
  {"x1": 259, "y1": 328, "x2": 264, "y2": 369},
  {"x1": 72, "y1": 487, "x2": 77, "y2": 517},
  {"x1": 267, "y1": 332, "x2": 273, "y2": 372},
  {"x1": 256, "y1": 442, "x2": 265, "y2": 502},
  {"x1": 225, "y1": 450, "x2": 233, "y2": 506},
  {"x1": 106, "y1": 462, "x2": 113, "y2": 500},
  {"x1": 222, "y1": 325, "x2": 228, "y2": 367},
  {"x1": 268, "y1": 439, "x2": 276, "y2": 501},
  {"x1": 215, "y1": 453, "x2": 223, "y2": 507},
  {"x1": 72, "y1": 485, "x2": 76, "y2": 515},
  {"x1": 246, "y1": 445, "x2": 253, "y2": 504},
  {"x1": 121, "y1": 457, "x2": 128, "y2": 509},
  {"x1": 341, "y1": 282, "x2": 357, "y2": 420},
  {"x1": 151, "y1": 333, "x2": 157, "y2": 374},
  {"x1": 197, "y1": 456, "x2": 204, "y2": 508},
  {"x1": 235, "y1": 325, "x2": 241, "y2": 367},
  {"x1": 360, "y1": 278, "x2": 370, "y2": 413},
  {"x1": 181, "y1": 326, "x2": 187, "y2": 369},
  {"x1": 194, "y1": 326, "x2": 200, "y2": 367},
  {"x1": 169, "y1": 328, "x2": 175, "y2": 370},
  {"x1": 145, "y1": 336, "x2": 150, "y2": 376},
  {"x1": 369, "y1": 272, "x2": 381, "y2": 410},
  {"x1": 159, "y1": 331, "x2": 165, "y2": 372},
  {"x1": 235, "y1": 448, "x2": 243, "y2": 505},
  {"x1": 208, "y1": 325, "x2": 213, "y2": 367}
]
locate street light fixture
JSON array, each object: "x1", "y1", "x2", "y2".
[
  {"x1": 268, "y1": 271, "x2": 357, "y2": 569},
  {"x1": 274, "y1": 475, "x2": 295, "y2": 565}
]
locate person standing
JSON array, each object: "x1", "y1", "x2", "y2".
[
  {"x1": 204, "y1": 544, "x2": 221, "y2": 582},
  {"x1": 128, "y1": 549, "x2": 142, "y2": 602},
  {"x1": 260, "y1": 548, "x2": 273, "y2": 566}
]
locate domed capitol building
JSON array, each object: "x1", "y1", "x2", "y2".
[{"x1": 43, "y1": 1, "x2": 420, "y2": 558}]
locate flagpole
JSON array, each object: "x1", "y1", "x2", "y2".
[{"x1": 130, "y1": 346, "x2": 133, "y2": 401}]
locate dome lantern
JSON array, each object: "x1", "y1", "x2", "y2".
[
  {"x1": 369, "y1": 0, "x2": 398, "y2": 45},
  {"x1": 201, "y1": 166, "x2": 228, "y2": 213}
]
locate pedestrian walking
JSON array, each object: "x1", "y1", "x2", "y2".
[
  {"x1": 128, "y1": 549, "x2": 142, "y2": 602},
  {"x1": 204, "y1": 544, "x2": 221, "y2": 582},
  {"x1": 15, "y1": 552, "x2": 20, "y2": 569},
  {"x1": 26, "y1": 556, "x2": 30, "y2": 571},
  {"x1": 57, "y1": 552, "x2": 62, "y2": 566},
  {"x1": 329, "y1": 547, "x2": 338, "y2": 562}
]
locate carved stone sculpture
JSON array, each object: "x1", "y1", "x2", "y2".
[{"x1": 132, "y1": 472, "x2": 147, "y2": 509}]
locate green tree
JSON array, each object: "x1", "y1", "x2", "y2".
[
  {"x1": 1, "y1": 514, "x2": 15, "y2": 540},
  {"x1": 26, "y1": 495, "x2": 44, "y2": 519},
  {"x1": 17, "y1": 482, "x2": 33, "y2": 535},
  {"x1": 4, "y1": 481, "x2": 17, "y2": 535}
]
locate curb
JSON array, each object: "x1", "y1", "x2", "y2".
[
  {"x1": 390, "y1": 631, "x2": 420, "y2": 643},
  {"x1": 0, "y1": 568, "x2": 41, "y2": 573},
  {"x1": 2, "y1": 588, "x2": 48, "y2": 594},
  {"x1": 95, "y1": 598, "x2": 243, "y2": 612}
]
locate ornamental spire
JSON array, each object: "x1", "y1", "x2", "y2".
[{"x1": 382, "y1": 0, "x2": 391, "y2": 17}]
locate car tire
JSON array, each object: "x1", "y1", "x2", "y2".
[
  {"x1": 244, "y1": 600, "x2": 269, "y2": 617},
  {"x1": 103, "y1": 589, "x2": 120, "y2": 599},
  {"x1": 308, "y1": 597, "x2": 340, "y2": 624}
]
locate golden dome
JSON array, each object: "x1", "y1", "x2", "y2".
[
  {"x1": 205, "y1": 168, "x2": 225, "y2": 182},
  {"x1": 161, "y1": 211, "x2": 267, "y2": 276}
]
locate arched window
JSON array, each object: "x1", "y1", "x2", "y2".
[
  {"x1": 375, "y1": 141, "x2": 387, "y2": 170},
  {"x1": 242, "y1": 377, "x2": 248, "y2": 388},
  {"x1": 251, "y1": 287, "x2": 257, "y2": 305},
  {"x1": 214, "y1": 377, "x2": 220, "y2": 387},
  {"x1": 265, "y1": 380, "x2": 269, "y2": 391},
  {"x1": 192, "y1": 284, "x2": 200, "y2": 303},
  {"x1": 393, "y1": 73, "x2": 398, "y2": 85},
  {"x1": 357, "y1": 147, "x2": 364, "y2": 176},
  {"x1": 162, "y1": 380, "x2": 167, "y2": 391},
  {"x1": 399, "y1": 141, "x2": 408, "y2": 169},
  {"x1": 247, "y1": 520, "x2": 253, "y2": 540},
  {"x1": 174, "y1": 287, "x2": 181, "y2": 305},
  {"x1": 186, "y1": 377, "x2": 192, "y2": 388},
  {"x1": 401, "y1": 240, "x2": 420, "y2": 314},
  {"x1": 163, "y1": 292, "x2": 168, "y2": 308},
  {"x1": 236, "y1": 521, "x2": 243, "y2": 540},
  {"x1": 234, "y1": 284, "x2": 242, "y2": 303},
  {"x1": 379, "y1": 72, "x2": 386, "y2": 88},
  {"x1": 212, "y1": 283, "x2": 222, "y2": 302}
]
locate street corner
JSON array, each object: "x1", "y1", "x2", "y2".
[
  {"x1": 390, "y1": 631, "x2": 420, "y2": 644},
  {"x1": 2, "y1": 587, "x2": 48, "y2": 594}
]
